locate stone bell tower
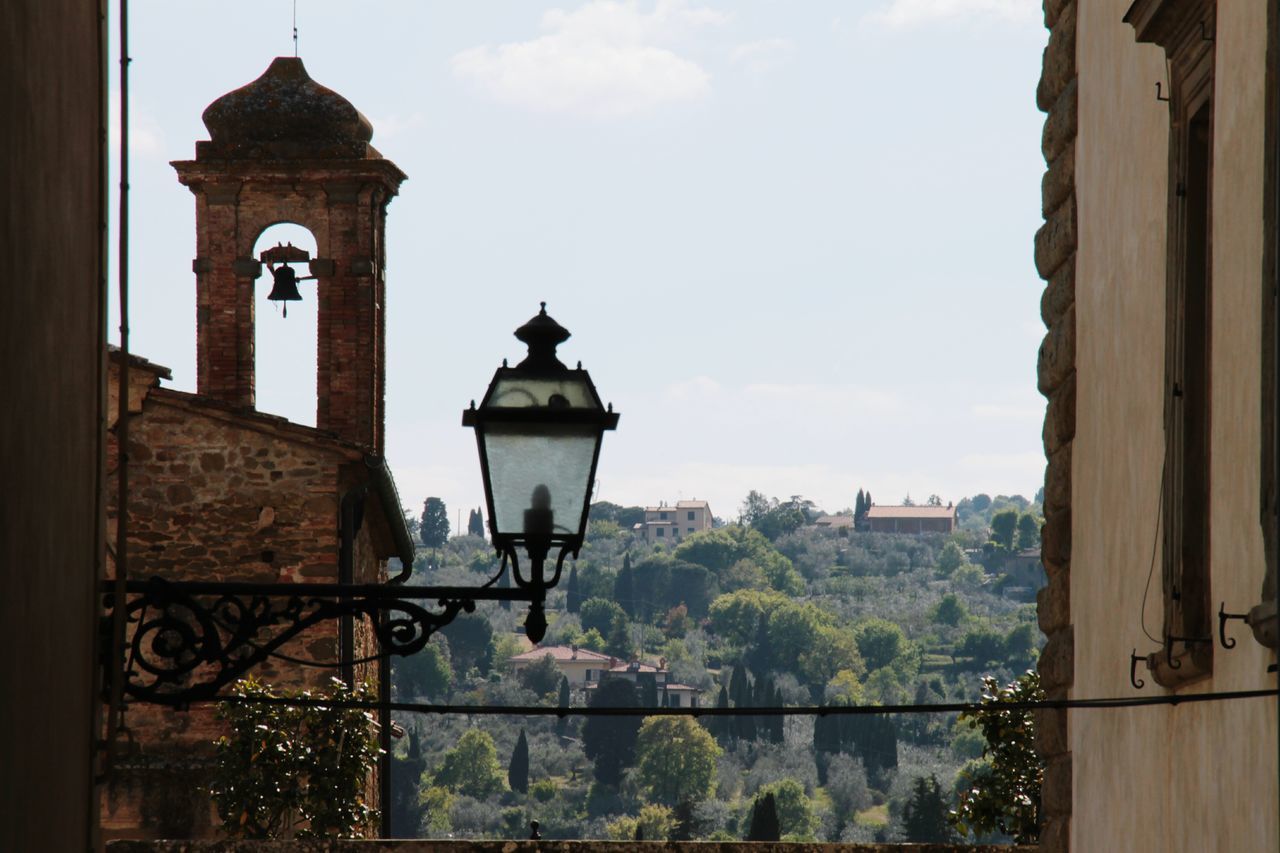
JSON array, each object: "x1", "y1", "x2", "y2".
[{"x1": 173, "y1": 57, "x2": 406, "y2": 453}]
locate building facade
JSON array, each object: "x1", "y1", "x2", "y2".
[
  {"x1": 1035, "y1": 1, "x2": 1278, "y2": 850},
  {"x1": 864, "y1": 504, "x2": 957, "y2": 534},
  {"x1": 101, "y1": 57, "x2": 413, "y2": 840},
  {"x1": 634, "y1": 500, "x2": 714, "y2": 543}
]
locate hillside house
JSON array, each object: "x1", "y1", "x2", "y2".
[
  {"x1": 507, "y1": 644, "x2": 614, "y2": 687},
  {"x1": 864, "y1": 504, "x2": 957, "y2": 534},
  {"x1": 633, "y1": 499, "x2": 713, "y2": 543},
  {"x1": 813, "y1": 514, "x2": 855, "y2": 533},
  {"x1": 586, "y1": 660, "x2": 702, "y2": 708}
]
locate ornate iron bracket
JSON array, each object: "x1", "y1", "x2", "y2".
[
  {"x1": 1218, "y1": 602, "x2": 1250, "y2": 649},
  {"x1": 103, "y1": 577, "x2": 536, "y2": 707}
]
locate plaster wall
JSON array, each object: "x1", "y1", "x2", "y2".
[
  {"x1": 0, "y1": 1, "x2": 104, "y2": 849},
  {"x1": 1072, "y1": 1, "x2": 1276, "y2": 850}
]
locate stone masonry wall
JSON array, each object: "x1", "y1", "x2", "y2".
[
  {"x1": 110, "y1": 842, "x2": 1037, "y2": 853},
  {"x1": 1033, "y1": 2, "x2": 1076, "y2": 852},
  {"x1": 104, "y1": 367, "x2": 386, "y2": 839}
]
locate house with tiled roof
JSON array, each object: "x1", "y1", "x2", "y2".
[
  {"x1": 586, "y1": 659, "x2": 702, "y2": 708},
  {"x1": 508, "y1": 644, "x2": 614, "y2": 687},
  {"x1": 864, "y1": 503, "x2": 957, "y2": 534},
  {"x1": 633, "y1": 499, "x2": 713, "y2": 544}
]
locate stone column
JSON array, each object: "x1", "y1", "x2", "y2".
[{"x1": 1034, "y1": 1, "x2": 1077, "y2": 851}]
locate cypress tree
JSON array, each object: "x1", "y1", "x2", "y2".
[
  {"x1": 672, "y1": 800, "x2": 697, "y2": 841},
  {"x1": 711, "y1": 684, "x2": 731, "y2": 745},
  {"x1": 752, "y1": 676, "x2": 771, "y2": 743},
  {"x1": 770, "y1": 682, "x2": 785, "y2": 743},
  {"x1": 497, "y1": 551, "x2": 511, "y2": 610},
  {"x1": 556, "y1": 676, "x2": 571, "y2": 738},
  {"x1": 746, "y1": 617, "x2": 772, "y2": 675},
  {"x1": 614, "y1": 554, "x2": 636, "y2": 617},
  {"x1": 729, "y1": 665, "x2": 750, "y2": 741},
  {"x1": 508, "y1": 728, "x2": 529, "y2": 794},
  {"x1": 746, "y1": 792, "x2": 781, "y2": 841},
  {"x1": 640, "y1": 674, "x2": 659, "y2": 708},
  {"x1": 566, "y1": 564, "x2": 582, "y2": 614}
]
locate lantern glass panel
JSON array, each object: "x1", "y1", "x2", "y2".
[
  {"x1": 488, "y1": 375, "x2": 597, "y2": 410},
  {"x1": 483, "y1": 422, "x2": 599, "y2": 538}
]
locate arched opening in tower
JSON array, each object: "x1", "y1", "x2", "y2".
[{"x1": 253, "y1": 222, "x2": 319, "y2": 427}]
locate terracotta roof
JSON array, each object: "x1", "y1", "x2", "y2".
[
  {"x1": 107, "y1": 345, "x2": 172, "y2": 380},
  {"x1": 509, "y1": 645, "x2": 613, "y2": 663},
  {"x1": 199, "y1": 57, "x2": 376, "y2": 160},
  {"x1": 814, "y1": 515, "x2": 854, "y2": 527},
  {"x1": 865, "y1": 505, "x2": 957, "y2": 519},
  {"x1": 676, "y1": 500, "x2": 710, "y2": 508},
  {"x1": 608, "y1": 661, "x2": 663, "y2": 674}
]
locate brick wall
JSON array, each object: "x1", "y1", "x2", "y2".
[
  {"x1": 109, "y1": 841, "x2": 1037, "y2": 853},
  {"x1": 104, "y1": 363, "x2": 389, "y2": 839},
  {"x1": 173, "y1": 161, "x2": 403, "y2": 455}
]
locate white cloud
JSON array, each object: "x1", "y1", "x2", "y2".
[
  {"x1": 730, "y1": 38, "x2": 794, "y2": 74},
  {"x1": 451, "y1": 0, "x2": 725, "y2": 118},
  {"x1": 866, "y1": 0, "x2": 1039, "y2": 29}
]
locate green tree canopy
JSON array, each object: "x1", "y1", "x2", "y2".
[
  {"x1": 433, "y1": 728, "x2": 505, "y2": 798},
  {"x1": 950, "y1": 671, "x2": 1043, "y2": 843},
  {"x1": 634, "y1": 716, "x2": 722, "y2": 805},
  {"x1": 903, "y1": 774, "x2": 954, "y2": 843},
  {"x1": 393, "y1": 640, "x2": 452, "y2": 701},
  {"x1": 937, "y1": 540, "x2": 967, "y2": 576},
  {"x1": 517, "y1": 653, "x2": 562, "y2": 696},
  {"x1": 580, "y1": 597, "x2": 627, "y2": 637},
  {"x1": 989, "y1": 507, "x2": 1019, "y2": 551},
  {"x1": 438, "y1": 612, "x2": 494, "y2": 676},
  {"x1": 957, "y1": 627, "x2": 1006, "y2": 665},
  {"x1": 745, "y1": 792, "x2": 780, "y2": 841},
  {"x1": 854, "y1": 617, "x2": 908, "y2": 672},
  {"x1": 674, "y1": 526, "x2": 800, "y2": 593},
  {"x1": 756, "y1": 778, "x2": 814, "y2": 839},
  {"x1": 1016, "y1": 512, "x2": 1042, "y2": 550},
  {"x1": 930, "y1": 593, "x2": 968, "y2": 627},
  {"x1": 419, "y1": 497, "x2": 450, "y2": 548},
  {"x1": 581, "y1": 678, "x2": 642, "y2": 786}
]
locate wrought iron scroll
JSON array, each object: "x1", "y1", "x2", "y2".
[{"x1": 105, "y1": 577, "x2": 533, "y2": 707}]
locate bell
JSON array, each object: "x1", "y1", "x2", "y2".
[{"x1": 266, "y1": 264, "x2": 303, "y2": 317}]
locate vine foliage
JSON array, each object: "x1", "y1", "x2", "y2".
[
  {"x1": 209, "y1": 676, "x2": 380, "y2": 839},
  {"x1": 949, "y1": 670, "x2": 1043, "y2": 843}
]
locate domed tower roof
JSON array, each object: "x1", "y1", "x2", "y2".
[{"x1": 196, "y1": 57, "x2": 378, "y2": 160}]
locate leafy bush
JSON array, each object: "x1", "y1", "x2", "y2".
[
  {"x1": 210, "y1": 676, "x2": 379, "y2": 839},
  {"x1": 949, "y1": 671, "x2": 1042, "y2": 843},
  {"x1": 606, "y1": 803, "x2": 675, "y2": 841}
]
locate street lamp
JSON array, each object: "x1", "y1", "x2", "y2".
[{"x1": 463, "y1": 303, "x2": 619, "y2": 642}]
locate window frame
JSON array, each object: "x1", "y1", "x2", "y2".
[{"x1": 1128, "y1": 0, "x2": 1219, "y2": 686}]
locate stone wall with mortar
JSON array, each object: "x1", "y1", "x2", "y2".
[
  {"x1": 1032, "y1": 2, "x2": 1076, "y2": 852},
  {"x1": 109, "y1": 842, "x2": 1037, "y2": 853},
  {"x1": 104, "y1": 361, "x2": 390, "y2": 839}
]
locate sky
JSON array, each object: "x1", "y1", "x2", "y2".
[{"x1": 108, "y1": 0, "x2": 1049, "y2": 528}]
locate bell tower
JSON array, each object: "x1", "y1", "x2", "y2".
[{"x1": 173, "y1": 57, "x2": 406, "y2": 453}]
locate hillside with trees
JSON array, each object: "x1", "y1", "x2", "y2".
[{"x1": 388, "y1": 490, "x2": 1045, "y2": 842}]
